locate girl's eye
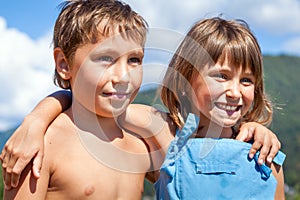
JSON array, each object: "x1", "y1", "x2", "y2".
[
  {"x1": 241, "y1": 78, "x2": 254, "y2": 85},
  {"x1": 128, "y1": 57, "x2": 142, "y2": 65},
  {"x1": 213, "y1": 73, "x2": 227, "y2": 80}
]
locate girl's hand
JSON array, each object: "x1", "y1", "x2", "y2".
[
  {"x1": 0, "y1": 90, "x2": 71, "y2": 190},
  {"x1": 0, "y1": 115, "x2": 45, "y2": 190},
  {"x1": 236, "y1": 122, "x2": 281, "y2": 166}
]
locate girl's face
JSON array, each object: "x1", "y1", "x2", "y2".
[{"x1": 191, "y1": 57, "x2": 255, "y2": 129}]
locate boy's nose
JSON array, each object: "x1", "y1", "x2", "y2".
[{"x1": 111, "y1": 61, "x2": 130, "y2": 84}]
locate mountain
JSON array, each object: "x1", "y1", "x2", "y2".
[{"x1": 263, "y1": 55, "x2": 300, "y2": 192}]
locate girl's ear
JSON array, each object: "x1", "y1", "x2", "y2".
[{"x1": 54, "y1": 48, "x2": 71, "y2": 80}]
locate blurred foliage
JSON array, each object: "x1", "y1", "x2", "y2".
[{"x1": 263, "y1": 55, "x2": 300, "y2": 199}]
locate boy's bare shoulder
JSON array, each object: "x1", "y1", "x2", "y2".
[
  {"x1": 45, "y1": 112, "x2": 75, "y2": 140},
  {"x1": 43, "y1": 112, "x2": 78, "y2": 164}
]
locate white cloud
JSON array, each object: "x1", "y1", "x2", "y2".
[
  {"x1": 126, "y1": 0, "x2": 300, "y2": 55},
  {"x1": 0, "y1": 17, "x2": 57, "y2": 130},
  {"x1": 228, "y1": 0, "x2": 300, "y2": 34},
  {"x1": 127, "y1": 0, "x2": 300, "y2": 34}
]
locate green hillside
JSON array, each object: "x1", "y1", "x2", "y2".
[{"x1": 263, "y1": 55, "x2": 300, "y2": 198}]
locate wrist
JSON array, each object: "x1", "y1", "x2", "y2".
[{"x1": 24, "y1": 114, "x2": 48, "y2": 132}]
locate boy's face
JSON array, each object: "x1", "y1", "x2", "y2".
[{"x1": 69, "y1": 35, "x2": 144, "y2": 118}]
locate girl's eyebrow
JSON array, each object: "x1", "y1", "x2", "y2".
[
  {"x1": 244, "y1": 72, "x2": 254, "y2": 76},
  {"x1": 208, "y1": 65, "x2": 255, "y2": 76},
  {"x1": 242, "y1": 69, "x2": 254, "y2": 76},
  {"x1": 208, "y1": 65, "x2": 230, "y2": 72}
]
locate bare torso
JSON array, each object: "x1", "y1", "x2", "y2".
[
  {"x1": 45, "y1": 112, "x2": 150, "y2": 200},
  {"x1": 6, "y1": 111, "x2": 150, "y2": 200}
]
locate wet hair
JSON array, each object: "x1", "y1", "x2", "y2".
[
  {"x1": 53, "y1": 0, "x2": 148, "y2": 89},
  {"x1": 161, "y1": 17, "x2": 272, "y2": 129}
]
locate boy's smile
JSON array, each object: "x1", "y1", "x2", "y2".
[
  {"x1": 102, "y1": 92, "x2": 130, "y2": 100},
  {"x1": 67, "y1": 35, "x2": 144, "y2": 118}
]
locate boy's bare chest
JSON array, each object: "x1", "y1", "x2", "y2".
[
  {"x1": 45, "y1": 134, "x2": 147, "y2": 200},
  {"x1": 47, "y1": 148, "x2": 145, "y2": 199}
]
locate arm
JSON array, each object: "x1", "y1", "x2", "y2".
[
  {"x1": 118, "y1": 104, "x2": 174, "y2": 182},
  {"x1": 272, "y1": 163, "x2": 285, "y2": 200},
  {"x1": 0, "y1": 90, "x2": 71, "y2": 189},
  {"x1": 3, "y1": 160, "x2": 50, "y2": 200},
  {"x1": 236, "y1": 122, "x2": 281, "y2": 165},
  {"x1": 118, "y1": 104, "x2": 169, "y2": 138}
]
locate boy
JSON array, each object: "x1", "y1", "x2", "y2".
[{"x1": 4, "y1": 0, "x2": 150, "y2": 199}]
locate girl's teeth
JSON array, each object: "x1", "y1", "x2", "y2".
[{"x1": 218, "y1": 104, "x2": 238, "y2": 111}]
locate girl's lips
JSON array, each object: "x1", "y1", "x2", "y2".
[{"x1": 215, "y1": 103, "x2": 242, "y2": 112}]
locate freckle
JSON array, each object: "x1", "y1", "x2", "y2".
[{"x1": 84, "y1": 185, "x2": 95, "y2": 196}]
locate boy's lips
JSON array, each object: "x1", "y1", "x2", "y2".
[{"x1": 102, "y1": 92, "x2": 130, "y2": 99}]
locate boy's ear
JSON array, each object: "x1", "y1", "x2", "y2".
[{"x1": 54, "y1": 48, "x2": 71, "y2": 80}]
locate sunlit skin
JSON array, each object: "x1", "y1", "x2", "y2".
[
  {"x1": 69, "y1": 36, "x2": 144, "y2": 120},
  {"x1": 191, "y1": 58, "x2": 255, "y2": 138}
]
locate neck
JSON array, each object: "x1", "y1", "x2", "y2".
[
  {"x1": 196, "y1": 114, "x2": 234, "y2": 139},
  {"x1": 68, "y1": 99, "x2": 123, "y2": 142}
]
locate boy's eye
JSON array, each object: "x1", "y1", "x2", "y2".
[
  {"x1": 128, "y1": 57, "x2": 142, "y2": 65},
  {"x1": 99, "y1": 56, "x2": 114, "y2": 63}
]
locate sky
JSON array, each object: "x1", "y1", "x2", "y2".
[{"x1": 1, "y1": 0, "x2": 300, "y2": 130}]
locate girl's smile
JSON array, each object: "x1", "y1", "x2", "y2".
[
  {"x1": 214, "y1": 102, "x2": 243, "y2": 115},
  {"x1": 191, "y1": 56, "x2": 255, "y2": 132}
]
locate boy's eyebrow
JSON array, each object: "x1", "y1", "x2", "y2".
[
  {"x1": 92, "y1": 47, "x2": 118, "y2": 54},
  {"x1": 92, "y1": 41, "x2": 144, "y2": 51},
  {"x1": 90, "y1": 46, "x2": 144, "y2": 59}
]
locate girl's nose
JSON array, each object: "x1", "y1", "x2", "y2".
[{"x1": 226, "y1": 80, "x2": 241, "y2": 99}]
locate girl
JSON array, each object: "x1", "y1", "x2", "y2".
[{"x1": 151, "y1": 17, "x2": 285, "y2": 199}]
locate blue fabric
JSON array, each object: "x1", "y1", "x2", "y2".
[{"x1": 154, "y1": 113, "x2": 286, "y2": 200}]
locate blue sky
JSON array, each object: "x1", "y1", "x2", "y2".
[
  {"x1": 1, "y1": 0, "x2": 300, "y2": 130},
  {"x1": 0, "y1": 0, "x2": 62, "y2": 39}
]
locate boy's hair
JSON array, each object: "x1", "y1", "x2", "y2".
[
  {"x1": 161, "y1": 17, "x2": 272, "y2": 129},
  {"x1": 53, "y1": 0, "x2": 148, "y2": 89}
]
